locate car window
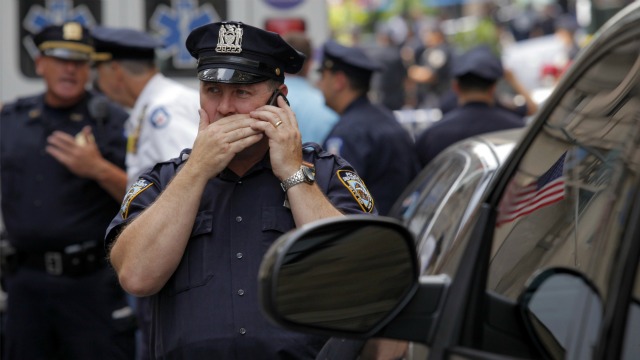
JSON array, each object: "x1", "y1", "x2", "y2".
[
  {"x1": 486, "y1": 33, "x2": 640, "y2": 358},
  {"x1": 395, "y1": 143, "x2": 499, "y2": 275}
]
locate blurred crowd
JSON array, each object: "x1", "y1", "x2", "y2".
[{"x1": 343, "y1": 1, "x2": 585, "y2": 115}]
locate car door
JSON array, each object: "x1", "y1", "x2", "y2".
[{"x1": 428, "y1": 3, "x2": 640, "y2": 359}]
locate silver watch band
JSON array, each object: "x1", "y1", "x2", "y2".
[{"x1": 281, "y1": 168, "x2": 305, "y2": 192}]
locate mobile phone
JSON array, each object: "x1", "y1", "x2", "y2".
[{"x1": 267, "y1": 89, "x2": 290, "y2": 107}]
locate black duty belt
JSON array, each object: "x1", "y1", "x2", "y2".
[{"x1": 17, "y1": 241, "x2": 107, "y2": 277}]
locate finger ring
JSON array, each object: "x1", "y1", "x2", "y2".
[{"x1": 275, "y1": 120, "x2": 283, "y2": 128}]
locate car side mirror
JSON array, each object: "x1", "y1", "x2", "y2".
[
  {"x1": 519, "y1": 268, "x2": 603, "y2": 359},
  {"x1": 258, "y1": 215, "x2": 419, "y2": 338}
]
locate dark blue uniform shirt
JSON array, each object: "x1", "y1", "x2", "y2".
[
  {"x1": 415, "y1": 101, "x2": 526, "y2": 167},
  {"x1": 0, "y1": 92, "x2": 127, "y2": 252},
  {"x1": 105, "y1": 143, "x2": 376, "y2": 359},
  {"x1": 324, "y1": 96, "x2": 420, "y2": 215}
]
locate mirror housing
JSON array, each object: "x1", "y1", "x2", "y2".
[{"x1": 259, "y1": 215, "x2": 420, "y2": 338}]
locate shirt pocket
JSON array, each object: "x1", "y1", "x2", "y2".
[
  {"x1": 165, "y1": 210, "x2": 214, "y2": 296},
  {"x1": 261, "y1": 206, "x2": 295, "y2": 252}
]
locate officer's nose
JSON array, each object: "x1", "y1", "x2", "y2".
[{"x1": 216, "y1": 93, "x2": 236, "y2": 116}]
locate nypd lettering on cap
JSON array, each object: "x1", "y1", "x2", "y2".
[
  {"x1": 149, "y1": 107, "x2": 170, "y2": 128},
  {"x1": 121, "y1": 179, "x2": 153, "y2": 219},
  {"x1": 337, "y1": 170, "x2": 374, "y2": 213}
]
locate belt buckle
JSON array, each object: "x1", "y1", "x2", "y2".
[{"x1": 44, "y1": 252, "x2": 63, "y2": 275}]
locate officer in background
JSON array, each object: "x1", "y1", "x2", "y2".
[
  {"x1": 92, "y1": 26, "x2": 200, "y2": 187},
  {"x1": 414, "y1": 45, "x2": 526, "y2": 168},
  {"x1": 319, "y1": 40, "x2": 420, "y2": 215},
  {"x1": 282, "y1": 31, "x2": 339, "y2": 145},
  {"x1": 406, "y1": 23, "x2": 455, "y2": 109},
  {"x1": 91, "y1": 26, "x2": 200, "y2": 360},
  {"x1": 0, "y1": 22, "x2": 134, "y2": 359},
  {"x1": 106, "y1": 21, "x2": 377, "y2": 359}
]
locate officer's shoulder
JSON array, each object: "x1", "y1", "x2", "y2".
[
  {"x1": 1, "y1": 95, "x2": 41, "y2": 116},
  {"x1": 302, "y1": 142, "x2": 351, "y2": 165},
  {"x1": 152, "y1": 149, "x2": 191, "y2": 171}
]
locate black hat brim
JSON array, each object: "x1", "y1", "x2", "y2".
[{"x1": 198, "y1": 68, "x2": 269, "y2": 84}]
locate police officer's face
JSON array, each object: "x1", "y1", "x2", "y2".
[
  {"x1": 317, "y1": 69, "x2": 337, "y2": 109},
  {"x1": 199, "y1": 81, "x2": 276, "y2": 121},
  {"x1": 36, "y1": 56, "x2": 90, "y2": 106},
  {"x1": 94, "y1": 61, "x2": 128, "y2": 107}
]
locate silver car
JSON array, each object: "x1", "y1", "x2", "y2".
[{"x1": 258, "y1": 2, "x2": 640, "y2": 360}]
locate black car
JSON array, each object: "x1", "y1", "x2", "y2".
[{"x1": 257, "y1": 2, "x2": 640, "y2": 359}]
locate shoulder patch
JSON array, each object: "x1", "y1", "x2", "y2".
[
  {"x1": 337, "y1": 170, "x2": 374, "y2": 213},
  {"x1": 325, "y1": 137, "x2": 343, "y2": 156},
  {"x1": 149, "y1": 107, "x2": 170, "y2": 128},
  {"x1": 121, "y1": 179, "x2": 153, "y2": 219}
]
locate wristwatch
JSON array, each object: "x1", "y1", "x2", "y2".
[{"x1": 281, "y1": 165, "x2": 315, "y2": 192}]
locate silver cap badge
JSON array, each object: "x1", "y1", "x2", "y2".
[{"x1": 216, "y1": 24, "x2": 243, "y2": 54}]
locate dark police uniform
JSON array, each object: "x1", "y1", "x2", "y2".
[
  {"x1": 414, "y1": 41, "x2": 455, "y2": 108},
  {"x1": 415, "y1": 46, "x2": 526, "y2": 167},
  {"x1": 0, "y1": 23, "x2": 134, "y2": 359},
  {"x1": 322, "y1": 41, "x2": 420, "y2": 216},
  {"x1": 105, "y1": 22, "x2": 377, "y2": 360}
]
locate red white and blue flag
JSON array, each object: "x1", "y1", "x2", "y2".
[{"x1": 497, "y1": 152, "x2": 567, "y2": 226}]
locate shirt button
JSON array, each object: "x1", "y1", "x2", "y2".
[
  {"x1": 235, "y1": 216, "x2": 242, "y2": 222},
  {"x1": 236, "y1": 253, "x2": 243, "y2": 259},
  {"x1": 237, "y1": 289, "x2": 245, "y2": 296},
  {"x1": 239, "y1": 327, "x2": 246, "y2": 335}
]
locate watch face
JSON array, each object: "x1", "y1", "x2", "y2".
[{"x1": 302, "y1": 166, "x2": 316, "y2": 182}]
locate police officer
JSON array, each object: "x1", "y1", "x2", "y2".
[
  {"x1": 106, "y1": 21, "x2": 376, "y2": 359},
  {"x1": 91, "y1": 26, "x2": 200, "y2": 187},
  {"x1": 414, "y1": 45, "x2": 527, "y2": 168},
  {"x1": 91, "y1": 26, "x2": 200, "y2": 360},
  {"x1": 319, "y1": 40, "x2": 420, "y2": 215},
  {"x1": 0, "y1": 22, "x2": 135, "y2": 359},
  {"x1": 407, "y1": 23, "x2": 455, "y2": 109}
]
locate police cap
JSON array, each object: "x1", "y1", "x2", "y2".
[
  {"x1": 92, "y1": 26, "x2": 163, "y2": 62},
  {"x1": 320, "y1": 40, "x2": 383, "y2": 80},
  {"x1": 451, "y1": 45, "x2": 503, "y2": 81},
  {"x1": 185, "y1": 21, "x2": 305, "y2": 84},
  {"x1": 33, "y1": 22, "x2": 93, "y2": 61}
]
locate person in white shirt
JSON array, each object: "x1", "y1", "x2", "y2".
[
  {"x1": 92, "y1": 26, "x2": 200, "y2": 187},
  {"x1": 91, "y1": 26, "x2": 200, "y2": 360}
]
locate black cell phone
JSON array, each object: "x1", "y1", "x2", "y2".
[{"x1": 267, "y1": 89, "x2": 290, "y2": 107}]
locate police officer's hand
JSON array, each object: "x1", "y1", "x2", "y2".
[
  {"x1": 249, "y1": 95, "x2": 302, "y2": 181},
  {"x1": 46, "y1": 126, "x2": 107, "y2": 179},
  {"x1": 187, "y1": 109, "x2": 264, "y2": 180}
]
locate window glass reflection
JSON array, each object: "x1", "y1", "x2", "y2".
[{"x1": 487, "y1": 36, "x2": 640, "y2": 358}]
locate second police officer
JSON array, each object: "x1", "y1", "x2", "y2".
[{"x1": 319, "y1": 40, "x2": 421, "y2": 215}]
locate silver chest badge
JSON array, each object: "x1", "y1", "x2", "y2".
[{"x1": 216, "y1": 24, "x2": 243, "y2": 53}]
